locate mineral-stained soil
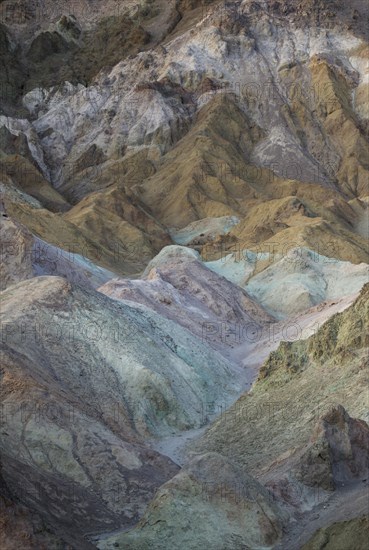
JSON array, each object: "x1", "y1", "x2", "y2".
[{"x1": 0, "y1": 0, "x2": 368, "y2": 548}]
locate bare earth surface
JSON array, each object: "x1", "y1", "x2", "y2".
[{"x1": 0, "y1": 0, "x2": 368, "y2": 548}]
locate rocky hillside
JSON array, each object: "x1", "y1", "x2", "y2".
[
  {"x1": 0, "y1": 0, "x2": 368, "y2": 274},
  {"x1": 0, "y1": 0, "x2": 368, "y2": 548},
  {"x1": 194, "y1": 284, "x2": 369, "y2": 467},
  {"x1": 187, "y1": 284, "x2": 368, "y2": 547}
]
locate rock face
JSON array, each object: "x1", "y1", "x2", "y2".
[
  {"x1": 259, "y1": 282, "x2": 369, "y2": 380},
  {"x1": 193, "y1": 285, "x2": 369, "y2": 477},
  {"x1": 0, "y1": 466, "x2": 71, "y2": 550},
  {"x1": 0, "y1": 146, "x2": 172, "y2": 276},
  {"x1": 0, "y1": 275, "x2": 246, "y2": 543},
  {"x1": 244, "y1": 249, "x2": 369, "y2": 319},
  {"x1": 31, "y1": 236, "x2": 117, "y2": 290},
  {"x1": 98, "y1": 452, "x2": 285, "y2": 550},
  {"x1": 295, "y1": 405, "x2": 369, "y2": 491},
  {"x1": 301, "y1": 516, "x2": 369, "y2": 550},
  {"x1": 100, "y1": 245, "x2": 273, "y2": 354},
  {"x1": 255, "y1": 405, "x2": 369, "y2": 513},
  {"x1": 1, "y1": 276, "x2": 240, "y2": 439},
  {"x1": 1, "y1": 0, "x2": 368, "y2": 273},
  {"x1": 0, "y1": 1, "x2": 155, "y2": 111},
  {"x1": 170, "y1": 215, "x2": 240, "y2": 246},
  {"x1": 0, "y1": 213, "x2": 117, "y2": 291},
  {"x1": 0, "y1": 215, "x2": 33, "y2": 290},
  {"x1": 0, "y1": 0, "x2": 369, "y2": 547},
  {"x1": 207, "y1": 247, "x2": 369, "y2": 319}
]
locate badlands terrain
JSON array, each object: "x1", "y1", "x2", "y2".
[{"x1": 0, "y1": 0, "x2": 368, "y2": 548}]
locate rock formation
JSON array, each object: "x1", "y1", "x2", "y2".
[{"x1": 0, "y1": 0, "x2": 368, "y2": 547}]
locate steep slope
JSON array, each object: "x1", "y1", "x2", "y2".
[
  {"x1": 0, "y1": 215, "x2": 34, "y2": 290},
  {"x1": 0, "y1": 1, "x2": 176, "y2": 113},
  {"x1": 301, "y1": 516, "x2": 369, "y2": 550},
  {"x1": 154, "y1": 285, "x2": 369, "y2": 548},
  {"x1": 0, "y1": 274, "x2": 247, "y2": 543},
  {"x1": 0, "y1": 1, "x2": 368, "y2": 547},
  {"x1": 193, "y1": 283, "x2": 368, "y2": 469},
  {"x1": 0, "y1": 120, "x2": 172, "y2": 275},
  {"x1": 1, "y1": 176, "x2": 169, "y2": 276},
  {"x1": 0, "y1": 466, "x2": 72, "y2": 550},
  {"x1": 138, "y1": 92, "x2": 368, "y2": 262},
  {"x1": 99, "y1": 245, "x2": 273, "y2": 355},
  {"x1": 0, "y1": 213, "x2": 116, "y2": 290},
  {"x1": 0, "y1": 154, "x2": 69, "y2": 212},
  {"x1": 206, "y1": 247, "x2": 369, "y2": 319},
  {"x1": 98, "y1": 452, "x2": 285, "y2": 550},
  {"x1": 1, "y1": 0, "x2": 367, "y2": 271},
  {"x1": 1, "y1": 276, "x2": 240, "y2": 438},
  {"x1": 99, "y1": 406, "x2": 369, "y2": 550}
]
